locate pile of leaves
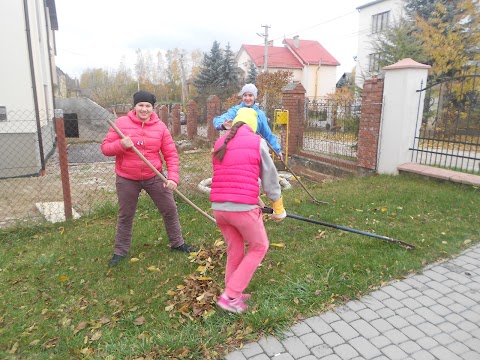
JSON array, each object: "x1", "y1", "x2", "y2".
[{"x1": 164, "y1": 239, "x2": 226, "y2": 321}]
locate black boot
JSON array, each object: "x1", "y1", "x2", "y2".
[
  {"x1": 108, "y1": 254, "x2": 125, "y2": 267},
  {"x1": 172, "y1": 243, "x2": 196, "y2": 253}
]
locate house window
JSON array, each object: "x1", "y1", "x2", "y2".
[
  {"x1": 372, "y1": 11, "x2": 390, "y2": 34},
  {"x1": 0, "y1": 106, "x2": 6, "y2": 121},
  {"x1": 369, "y1": 53, "x2": 381, "y2": 73}
]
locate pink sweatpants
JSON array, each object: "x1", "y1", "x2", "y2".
[{"x1": 213, "y1": 208, "x2": 269, "y2": 299}]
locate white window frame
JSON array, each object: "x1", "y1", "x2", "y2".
[{"x1": 372, "y1": 11, "x2": 390, "y2": 34}]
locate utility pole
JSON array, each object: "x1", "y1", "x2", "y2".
[
  {"x1": 179, "y1": 52, "x2": 188, "y2": 111},
  {"x1": 260, "y1": 24, "x2": 270, "y2": 73}
]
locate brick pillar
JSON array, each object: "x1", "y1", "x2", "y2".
[
  {"x1": 207, "y1": 95, "x2": 221, "y2": 142},
  {"x1": 281, "y1": 82, "x2": 306, "y2": 155},
  {"x1": 357, "y1": 77, "x2": 384, "y2": 171},
  {"x1": 171, "y1": 104, "x2": 181, "y2": 136},
  {"x1": 158, "y1": 105, "x2": 169, "y2": 127},
  {"x1": 186, "y1": 100, "x2": 198, "y2": 139}
]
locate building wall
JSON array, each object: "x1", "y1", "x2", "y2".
[
  {"x1": 0, "y1": 0, "x2": 57, "y2": 178},
  {"x1": 302, "y1": 64, "x2": 337, "y2": 99},
  {"x1": 355, "y1": 0, "x2": 405, "y2": 89}
]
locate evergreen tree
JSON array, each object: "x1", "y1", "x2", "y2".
[
  {"x1": 405, "y1": 0, "x2": 456, "y2": 22},
  {"x1": 247, "y1": 61, "x2": 258, "y2": 84},
  {"x1": 370, "y1": 18, "x2": 427, "y2": 69},
  {"x1": 193, "y1": 41, "x2": 224, "y2": 93},
  {"x1": 216, "y1": 43, "x2": 239, "y2": 90}
]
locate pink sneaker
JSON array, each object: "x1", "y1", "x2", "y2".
[{"x1": 217, "y1": 294, "x2": 248, "y2": 313}]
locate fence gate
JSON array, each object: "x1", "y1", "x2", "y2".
[
  {"x1": 303, "y1": 97, "x2": 361, "y2": 160},
  {"x1": 411, "y1": 70, "x2": 480, "y2": 174}
]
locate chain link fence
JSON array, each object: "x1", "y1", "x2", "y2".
[{"x1": 0, "y1": 99, "x2": 215, "y2": 228}]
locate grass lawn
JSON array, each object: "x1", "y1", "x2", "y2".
[{"x1": 1, "y1": 174, "x2": 478, "y2": 359}]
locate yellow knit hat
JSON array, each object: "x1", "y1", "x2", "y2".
[{"x1": 232, "y1": 108, "x2": 258, "y2": 133}]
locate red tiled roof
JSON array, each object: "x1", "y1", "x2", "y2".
[
  {"x1": 282, "y1": 38, "x2": 340, "y2": 66},
  {"x1": 240, "y1": 45, "x2": 303, "y2": 69}
]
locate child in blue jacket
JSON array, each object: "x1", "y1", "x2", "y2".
[{"x1": 213, "y1": 84, "x2": 283, "y2": 160}]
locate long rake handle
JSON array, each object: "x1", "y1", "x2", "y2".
[
  {"x1": 259, "y1": 134, "x2": 328, "y2": 205},
  {"x1": 106, "y1": 118, "x2": 216, "y2": 224},
  {"x1": 262, "y1": 207, "x2": 416, "y2": 250}
]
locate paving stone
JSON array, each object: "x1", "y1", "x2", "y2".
[
  {"x1": 413, "y1": 307, "x2": 444, "y2": 324},
  {"x1": 281, "y1": 336, "x2": 310, "y2": 359},
  {"x1": 405, "y1": 288, "x2": 423, "y2": 298},
  {"x1": 383, "y1": 298, "x2": 404, "y2": 310},
  {"x1": 385, "y1": 315, "x2": 410, "y2": 328},
  {"x1": 437, "y1": 296, "x2": 455, "y2": 307},
  {"x1": 382, "y1": 285, "x2": 408, "y2": 300},
  {"x1": 241, "y1": 342, "x2": 263, "y2": 357},
  {"x1": 463, "y1": 289, "x2": 480, "y2": 302},
  {"x1": 399, "y1": 297, "x2": 423, "y2": 310},
  {"x1": 395, "y1": 307, "x2": 415, "y2": 318},
  {"x1": 320, "y1": 311, "x2": 341, "y2": 324},
  {"x1": 267, "y1": 354, "x2": 294, "y2": 360},
  {"x1": 383, "y1": 329, "x2": 409, "y2": 344},
  {"x1": 290, "y1": 322, "x2": 312, "y2": 336},
  {"x1": 391, "y1": 281, "x2": 412, "y2": 292},
  {"x1": 461, "y1": 351, "x2": 480, "y2": 360},
  {"x1": 433, "y1": 332, "x2": 456, "y2": 346},
  {"x1": 258, "y1": 336, "x2": 285, "y2": 356},
  {"x1": 445, "y1": 271, "x2": 471, "y2": 285},
  {"x1": 370, "y1": 318, "x2": 394, "y2": 333},
  {"x1": 250, "y1": 354, "x2": 270, "y2": 360},
  {"x1": 225, "y1": 350, "x2": 248, "y2": 360},
  {"x1": 415, "y1": 295, "x2": 437, "y2": 307},
  {"x1": 417, "y1": 336, "x2": 440, "y2": 350},
  {"x1": 422, "y1": 288, "x2": 443, "y2": 300},
  {"x1": 333, "y1": 343, "x2": 359, "y2": 359},
  {"x1": 450, "y1": 329, "x2": 472, "y2": 342},
  {"x1": 457, "y1": 320, "x2": 479, "y2": 333},
  {"x1": 348, "y1": 337, "x2": 382, "y2": 358},
  {"x1": 305, "y1": 316, "x2": 332, "y2": 336},
  {"x1": 380, "y1": 344, "x2": 409, "y2": 360},
  {"x1": 426, "y1": 280, "x2": 454, "y2": 295},
  {"x1": 429, "y1": 265, "x2": 449, "y2": 274},
  {"x1": 330, "y1": 320, "x2": 359, "y2": 341},
  {"x1": 400, "y1": 325, "x2": 426, "y2": 341},
  {"x1": 430, "y1": 303, "x2": 452, "y2": 317},
  {"x1": 405, "y1": 314, "x2": 426, "y2": 325},
  {"x1": 321, "y1": 331, "x2": 345, "y2": 348},
  {"x1": 460, "y1": 310, "x2": 480, "y2": 324},
  {"x1": 297, "y1": 356, "x2": 318, "y2": 360},
  {"x1": 321, "y1": 355, "x2": 341, "y2": 360},
  {"x1": 446, "y1": 341, "x2": 470, "y2": 355},
  {"x1": 346, "y1": 300, "x2": 367, "y2": 312},
  {"x1": 466, "y1": 336, "x2": 480, "y2": 351},
  {"x1": 447, "y1": 292, "x2": 478, "y2": 307},
  {"x1": 410, "y1": 349, "x2": 435, "y2": 360},
  {"x1": 299, "y1": 332, "x2": 323, "y2": 349},
  {"x1": 357, "y1": 308, "x2": 380, "y2": 322},
  {"x1": 336, "y1": 307, "x2": 361, "y2": 322},
  {"x1": 452, "y1": 284, "x2": 470, "y2": 294},
  {"x1": 430, "y1": 346, "x2": 463, "y2": 360},
  {"x1": 398, "y1": 340, "x2": 422, "y2": 354},
  {"x1": 377, "y1": 307, "x2": 395, "y2": 319},
  {"x1": 445, "y1": 313, "x2": 467, "y2": 325},
  {"x1": 370, "y1": 335, "x2": 391, "y2": 349},
  {"x1": 310, "y1": 344, "x2": 333, "y2": 358},
  {"x1": 369, "y1": 290, "x2": 390, "y2": 301},
  {"x1": 417, "y1": 322, "x2": 442, "y2": 337},
  {"x1": 423, "y1": 269, "x2": 448, "y2": 282},
  {"x1": 437, "y1": 321, "x2": 459, "y2": 334},
  {"x1": 349, "y1": 318, "x2": 380, "y2": 339}
]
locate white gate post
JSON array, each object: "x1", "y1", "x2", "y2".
[{"x1": 377, "y1": 58, "x2": 430, "y2": 174}]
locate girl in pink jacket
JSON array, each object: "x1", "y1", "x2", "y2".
[{"x1": 101, "y1": 90, "x2": 195, "y2": 267}]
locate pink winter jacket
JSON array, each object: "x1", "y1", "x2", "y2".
[{"x1": 101, "y1": 111, "x2": 179, "y2": 184}]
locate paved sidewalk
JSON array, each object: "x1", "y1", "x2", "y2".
[{"x1": 225, "y1": 244, "x2": 480, "y2": 360}]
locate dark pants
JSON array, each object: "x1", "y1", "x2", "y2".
[{"x1": 113, "y1": 175, "x2": 184, "y2": 256}]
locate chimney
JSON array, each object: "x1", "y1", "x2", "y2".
[{"x1": 293, "y1": 35, "x2": 299, "y2": 48}]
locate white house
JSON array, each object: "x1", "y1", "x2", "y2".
[
  {"x1": 236, "y1": 35, "x2": 340, "y2": 99},
  {"x1": 0, "y1": 0, "x2": 58, "y2": 178},
  {"x1": 355, "y1": 0, "x2": 405, "y2": 89}
]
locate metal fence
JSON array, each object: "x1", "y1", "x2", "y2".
[
  {"x1": 411, "y1": 71, "x2": 480, "y2": 174},
  {"x1": 303, "y1": 97, "x2": 361, "y2": 159},
  {"x1": 0, "y1": 99, "x2": 214, "y2": 229}
]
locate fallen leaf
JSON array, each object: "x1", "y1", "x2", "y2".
[
  {"x1": 58, "y1": 276, "x2": 69, "y2": 283},
  {"x1": 29, "y1": 340, "x2": 40, "y2": 346},
  {"x1": 130, "y1": 258, "x2": 140, "y2": 263},
  {"x1": 147, "y1": 266, "x2": 160, "y2": 272},
  {"x1": 133, "y1": 316, "x2": 145, "y2": 326},
  {"x1": 270, "y1": 243, "x2": 285, "y2": 247},
  {"x1": 90, "y1": 331, "x2": 102, "y2": 341},
  {"x1": 464, "y1": 239, "x2": 472, "y2": 245}
]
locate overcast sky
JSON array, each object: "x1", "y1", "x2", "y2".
[{"x1": 55, "y1": 0, "x2": 370, "y2": 80}]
